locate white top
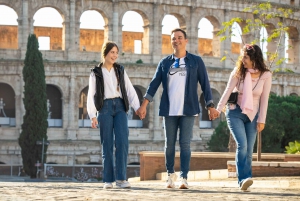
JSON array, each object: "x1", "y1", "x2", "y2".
[
  {"x1": 168, "y1": 57, "x2": 187, "y2": 116},
  {"x1": 87, "y1": 67, "x2": 140, "y2": 119}
]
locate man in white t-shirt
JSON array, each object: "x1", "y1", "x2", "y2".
[{"x1": 137, "y1": 28, "x2": 219, "y2": 189}]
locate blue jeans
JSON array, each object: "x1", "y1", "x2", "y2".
[
  {"x1": 97, "y1": 98, "x2": 129, "y2": 182},
  {"x1": 163, "y1": 116, "x2": 195, "y2": 179},
  {"x1": 226, "y1": 104, "x2": 258, "y2": 185}
]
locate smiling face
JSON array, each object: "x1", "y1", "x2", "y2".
[
  {"x1": 242, "y1": 51, "x2": 254, "y2": 69},
  {"x1": 104, "y1": 46, "x2": 118, "y2": 65},
  {"x1": 171, "y1": 31, "x2": 188, "y2": 52}
]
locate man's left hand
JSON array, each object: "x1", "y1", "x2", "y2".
[{"x1": 208, "y1": 108, "x2": 220, "y2": 120}]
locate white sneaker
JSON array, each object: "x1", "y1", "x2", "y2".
[
  {"x1": 240, "y1": 178, "x2": 253, "y2": 190},
  {"x1": 116, "y1": 180, "x2": 131, "y2": 188},
  {"x1": 179, "y1": 178, "x2": 188, "y2": 189},
  {"x1": 166, "y1": 173, "x2": 178, "y2": 188},
  {"x1": 103, "y1": 182, "x2": 113, "y2": 189}
]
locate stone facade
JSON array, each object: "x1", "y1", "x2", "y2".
[{"x1": 0, "y1": 0, "x2": 300, "y2": 166}]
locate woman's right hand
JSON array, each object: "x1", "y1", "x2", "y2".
[{"x1": 91, "y1": 117, "x2": 98, "y2": 128}]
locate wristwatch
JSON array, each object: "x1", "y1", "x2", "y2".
[{"x1": 206, "y1": 102, "x2": 215, "y2": 110}]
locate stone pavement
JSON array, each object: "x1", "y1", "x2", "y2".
[{"x1": 0, "y1": 177, "x2": 299, "y2": 201}]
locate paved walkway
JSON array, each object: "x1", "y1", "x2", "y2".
[{"x1": 0, "y1": 177, "x2": 299, "y2": 200}]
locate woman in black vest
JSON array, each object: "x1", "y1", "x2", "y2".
[{"x1": 87, "y1": 41, "x2": 140, "y2": 189}]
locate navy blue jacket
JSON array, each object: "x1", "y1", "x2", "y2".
[{"x1": 144, "y1": 51, "x2": 213, "y2": 116}]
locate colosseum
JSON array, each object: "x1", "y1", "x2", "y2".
[{"x1": 0, "y1": 0, "x2": 300, "y2": 169}]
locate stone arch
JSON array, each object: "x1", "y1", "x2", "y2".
[
  {"x1": 0, "y1": 82, "x2": 16, "y2": 118},
  {"x1": 0, "y1": 2, "x2": 21, "y2": 17},
  {"x1": 30, "y1": 3, "x2": 67, "y2": 22},
  {"x1": 290, "y1": 92, "x2": 298, "y2": 96},
  {"x1": 46, "y1": 84, "x2": 63, "y2": 127}
]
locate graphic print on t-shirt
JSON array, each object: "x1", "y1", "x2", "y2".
[{"x1": 168, "y1": 57, "x2": 187, "y2": 116}]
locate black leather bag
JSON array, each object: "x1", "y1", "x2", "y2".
[{"x1": 227, "y1": 92, "x2": 238, "y2": 104}]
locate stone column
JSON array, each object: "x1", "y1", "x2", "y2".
[
  {"x1": 151, "y1": 3, "x2": 162, "y2": 63},
  {"x1": 142, "y1": 24, "x2": 150, "y2": 54},
  {"x1": 20, "y1": 0, "x2": 29, "y2": 59},
  {"x1": 62, "y1": 21, "x2": 69, "y2": 52},
  {"x1": 112, "y1": 1, "x2": 119, "y2": 43},
  {"x1": 16, "y1": 75, "x2": 24, "y2": 128},
  {"x1": 212, "y1": 30, "x2": 221, "y2": 57},
  {"x1": 220, "y1": 9, "x2": 232, "y2": 69},
  {"x1": 103, "y1": 24, "x2": 109, "y2": 45},
  {"x1": 69, "y1": 0, "x2": 76, "y2": 51},
  {"x1": 188, "y1": 7, "x2": 198, "y2": 54},
  {"x1": 67, "y1": 74, "x2": 77, "y2": 140}
]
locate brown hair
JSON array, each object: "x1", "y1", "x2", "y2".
[
  {"x1": 171, "y1": 28, "x2": 187, "y2": 39},
  {"x1": 101, "y1": 41, "x2": 119, "y2": 60},
  {"x1": 101, "y1": 41, "x2": 120, "y2": 85},
  {"x1": 236, "y1": 44, "x2": 270, "y2": 80}
]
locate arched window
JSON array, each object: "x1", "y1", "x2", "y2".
[
  {"x1": 122, "y1": 11, "x2": 144, "y2": 54},
  {"x1": 198, "y1": 18, "x2": 213, "y2": 56},
  {"x1": 231, "y1": 22, "x2": 242, "y2": 54},
  {"x1": 46, "y1": 85, "x2": 62, "y2": 127},
  {"x1": 80, "y1": 10, "x2": 105, "y2": 52},
  {"x1": 260, "y1": 27, "x2": 268, "y2": 60},
  {"x1": 33, "y1": 7, "x2": 63, "y2": 50},
  {"x1": 0, "y1": 5, "x2": 18, "y2": 49},
  {"x1": 0, "y1": 83, "x2": 15, "y2": 126}
]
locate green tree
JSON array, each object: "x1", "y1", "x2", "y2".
[
  {"x1": 18, "y1": 34, "x2": 48, "y2": 178},
  {"x1": 262, "y1": 94, "x2": 300, "y2": 152},
  {"x1": 207, "y1": 121, "x2": 230, "y2": 152},
  {"x1": 218, "y1": 1, "x2": 294, "y2": 70}
]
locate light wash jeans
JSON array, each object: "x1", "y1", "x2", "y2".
[
  {"x1": 163, "y1": 116, "x2": 195, "y2": 179},
  {"x1": 226, "y1": 104, "x2": 258, "y2": 186},
  {"x1": 97, "y1": 98, "x2": 129, "y2": 182}
]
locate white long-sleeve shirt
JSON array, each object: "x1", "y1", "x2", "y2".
[{"x1": 87, "y1": 67, "x2": 140, "y2": 119}]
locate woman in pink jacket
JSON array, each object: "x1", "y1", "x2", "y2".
[{"x1": 216, "y1": 44, "x2": 272, "y2": 190}]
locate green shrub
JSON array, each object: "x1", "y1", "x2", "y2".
[
  {"x1": 136, "y1": 59, "x2": 143, "y2": 64},
  {"x1": 207, "y1": 121, "x2": 230, "y2": 152},
  {"x1": 285, "y1": 140, "x2": 300, "y2": 154}
]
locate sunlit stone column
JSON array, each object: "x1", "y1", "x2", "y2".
[
  {"x1": 151, "y1": 3, "x2": 162, "y2": 63},
  {"x1": 220, "y1": 9, "x2": 232, "y2": 69},
  {"x1": 67, "y1": 74, "x2": 77, "y2": 140},
  {"x1": 112, "y1": 1, "x2": 119, "y2": 43},
  {"x1": 20, "y1": 0, "x2": 29, "y2": 59}
]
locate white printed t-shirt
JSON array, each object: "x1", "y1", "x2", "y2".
[{"x1": 168, "y1": 57, "x2": 187, "y2": 116}]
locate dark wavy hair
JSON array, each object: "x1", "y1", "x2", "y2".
[
  {"x1": 236, "y1": 44, "x2": 270, "y2": 80},
  {"x1": 101, "y1": 41, "x2": 119, "y2": 59}
]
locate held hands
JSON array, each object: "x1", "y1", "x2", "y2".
[
  {"x1": 136, "y1": 106, "x2": 147, "y2": 120},
  {"x1": 91, "y1": 117, "x2": 98, "y2": 128},
  {"x1": 135, "y1": 99, "x2": 149, "y2": 120},
  {"x1": 208, "y1": 108, "x2": 220, "y2": 120}
]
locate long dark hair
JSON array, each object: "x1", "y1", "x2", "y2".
[
  {"x1": 236, "y1": 44, "x2": 270, "y2": 80},
  {"x1": 101, "y1": 41, "x2": 120, "y2": 85}
]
